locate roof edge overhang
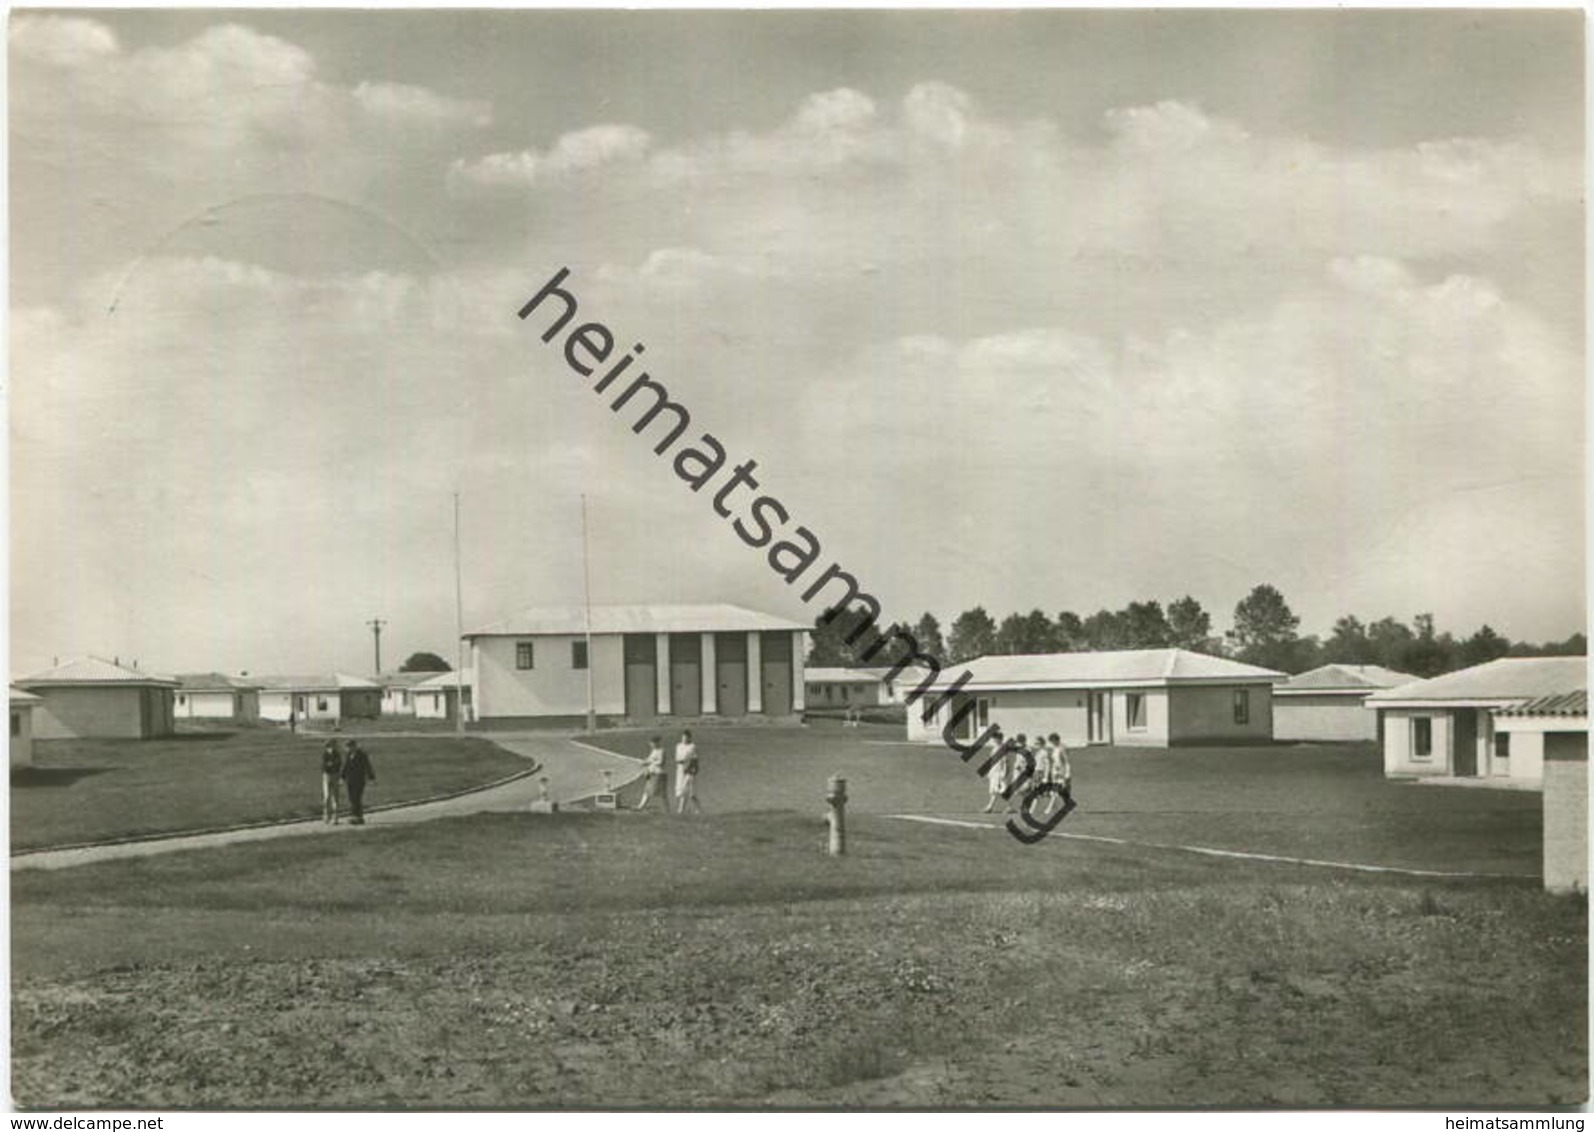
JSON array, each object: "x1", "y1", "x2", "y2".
[
  {"x1": 923, "y1": 675, "x2": 1281, "y2": 694},
  {"x1": 16, "y1": 678, "x2": 180, "y2": 689},
  {"x1": 1364, "y1": 697, "x2": 1531, "y2": 711}
]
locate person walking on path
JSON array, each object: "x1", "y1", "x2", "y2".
[
  {"x1": 675, "y1": 729, "x2": 701, "y2": 814},
  {"x1": 983, "y1": 727, "x2": 1013, "y2": 814},
  {"x1": 341, "y1": 740, "x2": 376, "y2": 825},
  {"x1": 320, "y1": 739, "x2": 344, "y2": 824},
  {"x1": 634, "y1": 736, "x2": 669, "y2": 812},
  {"x1": 1048, "y1": 732, "x2": 1077, "y2": 820}
]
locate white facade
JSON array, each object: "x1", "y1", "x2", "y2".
[
  {"x1": 10, "y1": 689, "x2": 39, "y2": 768},
  {"x1": 804, "y1": 668, "x2": 884, "y2": 709},
  {"x1": 1275, "y1": 691, "x2": 1380, "y2": 742},
  {"x1": 909, "y1": 650, "x2": 1280, "y2": 748},
  {"x1": 414, "y1": 671, "x2": 474, "y2": 720},
  {"x1": 256, "y1": 676, "x2": 381, "y2": 723},
  {"x1": 1370, "y1": 659, "x2": 1588, "y2": 786},
  {"x1": 174, "y1": 677, "x2": 261, "y2": 723},
  {"x1": 464, "y1": 604, "x2": 807, "y2": 724},
  {"x1": 1543, "y1": 739, "x2": 1587, "y2": 894}
]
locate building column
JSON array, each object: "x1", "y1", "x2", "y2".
[
  {"x1": 655, "y1": 632, "x2": 672, "y2": 715},
  {"x1": 700, "y1": 632, "x2": 717, "y2": 714},
  {"x1": 791, "y1": 629, "x2": 806, "y2": 711},
  {"x1": 747, "y1": 631, "x2": 763, "y2": 713}
]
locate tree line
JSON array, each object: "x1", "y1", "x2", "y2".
[{"x1": 806, "y1": 583, "x2": 1585, "y2": 679}]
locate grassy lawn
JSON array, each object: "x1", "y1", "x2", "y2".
[
  {"x1": 11, "y1": 810, "x2": 1585, "y2": 1108},
  {"x1": 10, "y1": 730, "x2": 530, "y2": 851},
  {"x1": 587, "y1": 723, "x2": 1544, "y2": 876}
]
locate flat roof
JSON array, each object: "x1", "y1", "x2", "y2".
[{"x1": 466, "y1": 603, "x2": 807, "y2": 638}]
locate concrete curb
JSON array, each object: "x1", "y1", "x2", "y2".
[
  {"x1": 10, "y1": 761, "x2": 544, "y2": 859},
  {"x1": 541, "y1": 737, "x2": 646, "y2": 810}
]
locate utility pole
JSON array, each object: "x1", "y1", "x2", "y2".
[
  {"x1": 454, "y1": 492, "x2": 466, "y2": 736},
  {"x1": 366, "y1": 618, "x2": 387, "y2": 674},
  {"x1": 581, "y1": 494, "x2": 596, "y2": 734}
]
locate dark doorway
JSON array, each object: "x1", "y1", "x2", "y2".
[
  {"x1": 1452, "y1": 709, "x2": 1478, "y2": 777},
  {"x1": 670, "y1": 634, "x2": 702, "y2": 717},
  {"x1": 624, "y1": 634, "x2": 658, "y2": 719},
  {"x1": 761, "y1": 631, "x2": 793, "y2": 715},
  {"x1": 715, "y1": 632, "x2": 747, "y2": 716}
]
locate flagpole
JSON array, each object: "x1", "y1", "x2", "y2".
[
  {"x1": 454, "y1": 491, "x2": 466, "y2": 736},
  {"x1": 581, "y1": 494, "x2": 596, "y2": 734}
]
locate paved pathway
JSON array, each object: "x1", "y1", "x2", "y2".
[{"x1": 12, "y1": 733, "x2": 643, "y2": 873}]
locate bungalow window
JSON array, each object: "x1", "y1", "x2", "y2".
[
  {"x1": 178, "y1": 694, "x2": 187, "y2": 706},
  {"x1": 1413, "y1": 717, "x2": 1433, "y2": 759},
  {"x1": 1494, "y1": 734, "x2": 1510, "y2": 762},
  {"x1": 316, "y1": 697, "x2": 329, "y2": 712},
  {"x1": 1233, "y1": 689, "x2": 1250, "y2": 725},
  {"x1": 572, "y1": 641, "x2": 588, "y2": 670},
  {"x1": 1126, "y1": 693, "x2": 1147, "y2": 731},
  {"x1": 841, "y1": 686, "x2": 849, "y2": 703},
  {"x1": 10, "y1": 711, "x2": 20, "y2": 738},
  {"x1": 516, "y1": 642, "x2": 535, "y2": 670}
]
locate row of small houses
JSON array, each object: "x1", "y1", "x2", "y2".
[
  {"x1": 11, "y1": 607, "x2": 1581, "y2": 785},
  {"x1": 8, "y1": 658, "x2": 472, "y2": 745},
  {"x1": 10, "y1": 606, "x2": 1585, "y2": 891}
]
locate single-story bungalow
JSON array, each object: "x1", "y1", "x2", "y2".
[
  {"x1": 1273, "y1": 663, "x2": 1415, "y2": 742},
  {"x1": 10, "y1": 687, "x2": 41, "y2": 768},
  {"x1": 909, "y1": 648, "x2": 1284, "y2": 748},
  {"x1": 374, "y1": 672, "x2": 436, "y2": 717},
  {"x1": 414, "y1": 669, "x2": 475, "y2": 721},
  {"x1": 1494, "y1": 690, "x2": 1586, "y2": 893},
  {"x1": 255, "y1": 674, "x2": 383, "y2": 724},
  {"x1": 15, "y1": 657, "x2": 178, "y2": 740},
  {"x1": 1365, "y1": 656, "x2": 1586, "y2": 786},
  {"x1": 174, "y1": 673, "x2": 262, "y2": 723},
  {"x1": 463, "y1": 603, "x2": 808, "y2": 725},
  {"x1": 804, "y1": 667, "x2": 886, "y2": 710}
]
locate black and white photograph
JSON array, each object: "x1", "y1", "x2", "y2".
[{"x1": 7, "y1": 6, "x2": 1588, "y2": 1113}]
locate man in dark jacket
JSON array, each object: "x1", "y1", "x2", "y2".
[{"x1": 341, "y1": 740, "x2": 376, "y2": 825}]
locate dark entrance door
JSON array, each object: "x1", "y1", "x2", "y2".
[
  {"x1": 761, "y1": 631, "x2": 793, "y2": 715},
  {"x1": 624, "y1": 634, "x2": 658, "y2": 719},
  {"x1": 1452, "y1": 709, "x2": 1478, "y2": 776},
  {"x1": 1087, "y1": 691, "x2": 1111, "y2": 744},
  {"x1": 715, "y1": 632, "x2": 747, "y2": 716},
  {"x1": 670, "y1": 634, "x2": 702, "y2": 717}
]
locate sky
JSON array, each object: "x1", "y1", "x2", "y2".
[{"x1": 8, "y1": 9, "x2": 1586, "y2": 677}]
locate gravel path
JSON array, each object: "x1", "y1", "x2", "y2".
[{"x1": 11, "y1": 733, "x2": 643, "y2": 872}]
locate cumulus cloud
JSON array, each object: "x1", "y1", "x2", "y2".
[
  {"x1": 9, "y1": 14, "x2": 118, "y2": 65},
  {"x1": 448, "y1": 124, "x2": 651, "y2": 191}
]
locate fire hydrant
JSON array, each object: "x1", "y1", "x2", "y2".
[{"x1": 826, "y1": 774, "x2": 847, "y2": 856}]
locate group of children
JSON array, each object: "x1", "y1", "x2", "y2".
[
  {"x1": 320, "y1": 738, "x2": 377, "y2": 825},
  {"x1": 982, "y1": 727, "x2": 1077, "y2": 819},
  {"x1": 635, "y1": 729, "x2": 701, "y2": 814}
]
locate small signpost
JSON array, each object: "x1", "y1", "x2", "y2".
[{"x1": 594, "y1": 769, "x2": 618, "y2": 811}]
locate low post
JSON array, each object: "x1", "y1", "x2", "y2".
[{"x1": 826, "y1": 774, "x2": 847, "y2": 856}]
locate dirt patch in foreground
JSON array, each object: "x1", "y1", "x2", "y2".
[{"x1": 13, "y1": 885, "x2": 1587, "y2": 1109}]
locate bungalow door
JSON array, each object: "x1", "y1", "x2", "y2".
[
  {"x1": 1087, "y1": 691, "x2": 1111, "y2": 745},
  {"x1": 1452, "y1": 709, "x2": 1478, "y2": 777},
  {"x1": 624, "y1": 635, "x2": 659, "y2": 720}
]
